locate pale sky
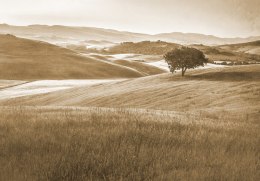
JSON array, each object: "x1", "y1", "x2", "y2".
[{"x1": 0, "y1": 0, "x2": 259, "y2": 38}]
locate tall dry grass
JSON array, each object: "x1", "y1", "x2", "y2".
[{"x1": 0, "y1": 107, "x2": 259, "y2": 181}]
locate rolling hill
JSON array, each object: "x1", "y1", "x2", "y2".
[
  {"x1": 0, "y1": 34, "x2": 148, "y2": 80},
  {"x1": 106, "y1": 41, "x2": 260, "y2": 63},
  {"x1": 218, "y1": 40, "x2": 260, "y2": 55},
  {"x1": 0, "y1": 24, "x2": 259, "y2": 45},
  {"x1": 2, "y1": 65, "x2": 259, "y2": 117},
  {"x1": 84, "y1": 53, "x2": 167, "y2": 74},
  {"x1": 112, "y1": 60, "x2": 166, "y2": 75},
  {"x1": 108, "y1": 41, "x2": 181, "y2": 55},
  {"x1": 191, "y1": 44, "x2": 260, "y2": 63}
]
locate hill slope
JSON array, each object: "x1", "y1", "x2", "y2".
[
  {"x1": 106, "y1": 41, "x2": 260, "y2": 63},
  {"x1": 0, "y1": 34, "x2": 144, "y2": 80},
  {"x1": 112, "y1": 60, "x2": 166, "y2": 75},
  {"x1": 191, "y1": 44, "x2": 260, "y2": 63},
  {"x1": 2, "y1": 65, "x2": 259, "y2": 115},
  {"x1": 218, "y1": 40, "x2": 260, "y2": 55},
  {"x1": 108, "y1": 41, "x2": 181, "y2": 55}
]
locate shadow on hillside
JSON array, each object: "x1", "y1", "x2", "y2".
[{"x1": 187, "y1": 72, "x2": 260, "y2": 81}]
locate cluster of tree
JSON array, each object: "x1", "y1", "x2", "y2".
[{"x1": 164, "y1": 47, "x2": 208, "y2": 76}]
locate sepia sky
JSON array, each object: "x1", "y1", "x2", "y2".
[{"x1": 0, "y1": 0, "x2": 259, "y2": 38}]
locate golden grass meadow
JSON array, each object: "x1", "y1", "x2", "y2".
[{"x1": 0, "y1": 106, "x2": 259, "y2": 181}]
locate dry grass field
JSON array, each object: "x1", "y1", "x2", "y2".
[
  {"x1": 0, "y1": 59, "x2": 259, "y2": 180},
  {"x1": 0, "y1": 106, "x2": 259, "y2": 181},
  {"x1": 3, "y1": 65, "x2": 259, "y2": 117}
]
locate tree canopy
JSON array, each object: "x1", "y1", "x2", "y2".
[{"x1": 164, "y1": 47, "x2": 208, "y2": 76}]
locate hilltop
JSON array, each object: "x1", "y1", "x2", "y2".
[{"x1": 108, "y1": 41, "x2": 181, "y2": 55}]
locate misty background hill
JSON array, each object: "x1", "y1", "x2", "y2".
[{"x1": 1, "y1": 24, "x2": 259, "y2": 45}]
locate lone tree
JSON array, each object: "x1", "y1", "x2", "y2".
[{"x1": 164, "y1": 47, "x2": 208, "y2": 76}]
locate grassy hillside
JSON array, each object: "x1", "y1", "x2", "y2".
[
  {"x1": 0, "y1": 34, "x2": 144, "y2": 80},
  {"x1": 0, "y1": 107, "x2": 258, "y2": 180},
  {"x1": 191, "y1": 44, "x2": 260, "y2": 63},
  {"x1": 2, "y1": 65, "x2": 259, "y2": 118},
  {"x1": 108, "y1": 41, "x2": 181, "y2": 55},
  {"x1": 218, "y1": 40, "x2": 260, "y2": 55},
  {"x1": 83, "y1": 53, "x2": 167, "y2": 74},
  {"x1": 106, "y1": 41, "x2": 260, "y2": 63},
  {"x1": 112, "y1": 60, "x2": 166, "y2": 75}
]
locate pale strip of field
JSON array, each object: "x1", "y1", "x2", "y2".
[
  {"x1": 0, "y1": 80, "x2": 28, "y2": 89},
  {"x1": 85, "y1": 43, "x2": 116, "y2": 50},
  {"x1": 104, "y1": 53, "x2": 163, "y2": 62},
  {"x1": 0, "y1": 79, "x2": 125, "y2": 100},
  {"x1": 145, "y1": 60, "x2": 170, "y2": 71},
  {"x1": 95, "y1": 53, "x2": 227, "y2": 71},
  {"x1": 146, "y1": 61, "x2": 226, "y2": 71},
  {"x1": 108, "y1": 53, "x2": 226, "y2": 71},
  {"x1": 110, "y1": 53, "x2": 140, "y2": 59}
]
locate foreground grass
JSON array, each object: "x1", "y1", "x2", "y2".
[{"x1": 0, "y1": 107, "x2": 259, "y2": 181}]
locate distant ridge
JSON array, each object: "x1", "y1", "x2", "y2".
[{"x1": 0, "y1": 24, "x2": 259, "y2": 45}]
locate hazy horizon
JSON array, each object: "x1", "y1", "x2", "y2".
[
  {"x1": 1, "y1": 22, "x2": 260, "y2": 39},
  {"x1": 0, "y1": 0, "x2": 259, "y2": 38}
]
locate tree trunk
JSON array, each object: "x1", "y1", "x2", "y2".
[
  {"x1": 182, "y1": 70, "x2": 185, "y2": 76},
  {"x1": 181, "y1": 67, "x2": 186, "y2": 76}
]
